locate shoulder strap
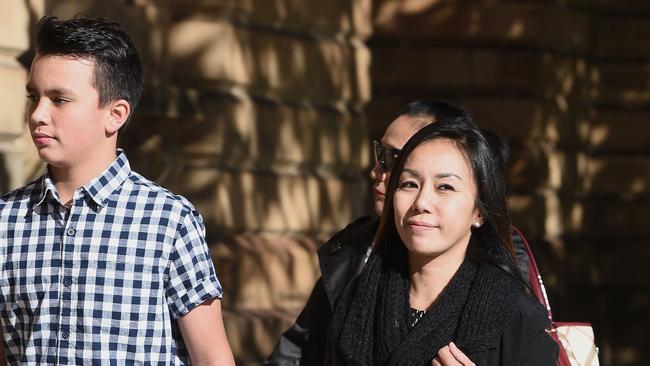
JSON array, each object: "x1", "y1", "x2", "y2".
[
  {"x1": 511, "y1": 226, "x2": 553, "y2": 321},
  {"x1": 511, "y1": 226, "x2": 573, "y2": 366}
]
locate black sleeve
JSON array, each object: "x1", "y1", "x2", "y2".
[
  {"x1": 263, "y1": 277, "x2": 331, "y2": 366},
  {"x1": 493, "y1": 295, "x2": 559, "y2": 366},
  {"x1": 515, "y1": 296, "x2": 559, "y2": 366}
]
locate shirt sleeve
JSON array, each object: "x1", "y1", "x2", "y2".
[{"x1": 165, "y1": 207, "x2": 223, "y2": 319}]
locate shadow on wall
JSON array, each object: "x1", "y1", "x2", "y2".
[
  {"x1": 32, "y1": 0, "x2": 370, "y2": 363},
  {"x1": 36, "y1": 0, "x2": 369, "y2": 234},
  {"x1": 368, "y1": 1, "x2": 650, "y2": 366}
]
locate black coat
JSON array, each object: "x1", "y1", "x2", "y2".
[
  {"x1": 264, "y1": 216, "x2": 379, "y2": 366},
  {"x1": 264, "y1": 217, "x2": 535, "y2": 366},
  {"x1": 471, "y1": 294, "x2": 558, "y2": 366}
]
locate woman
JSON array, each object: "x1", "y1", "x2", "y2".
[{"x1": 327, "y1": 119, "x2": 558, "y2": 365}]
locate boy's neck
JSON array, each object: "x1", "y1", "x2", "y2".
[{"x1": 49, "y1": 148, "x2": 118, "y2": 205}]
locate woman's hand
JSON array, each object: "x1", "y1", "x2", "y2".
[{"x1": 432, "y1": 342, "x2": 476, "y2": 366}]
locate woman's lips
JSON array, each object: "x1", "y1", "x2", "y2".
[{"x1": 407, "y1": 220, "x2": 438, "y2": 231}]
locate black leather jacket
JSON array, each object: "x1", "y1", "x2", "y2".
[
  {"x1": 264, "y1": 217, "x2": 531, "y2": 366},
  {"x1": 264, "y1": 216, "x2": 379, "y2": 366}
]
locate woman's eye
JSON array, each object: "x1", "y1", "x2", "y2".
[
  {"x1": 398, "y1": 181, "x2": 418, "y2": 189},
  {"x1": 437, "y1": 184, "x2": 455, "y2": 192}
]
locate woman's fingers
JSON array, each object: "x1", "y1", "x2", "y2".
[
  {"x1": 437, "y1": 346, "x2": 459, "y2": 365},
  {"x1": 435, "y1": 343, "x2": 476, "y2": 366},
  {"x1": 449, "y1": 342, "x2": 475, "y2": 365}
]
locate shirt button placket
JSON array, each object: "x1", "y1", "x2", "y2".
[{"x1": 62, "y1": 224, "x2": 76, "y2": 353}]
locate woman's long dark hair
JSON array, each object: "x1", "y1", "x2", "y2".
[{"x1": 374, "y1": 116, "x2": 517, "y2": 272}]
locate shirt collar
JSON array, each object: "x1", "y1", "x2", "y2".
[{"x1": 35, "y1": 149, "x2": 131, "y2": 208}]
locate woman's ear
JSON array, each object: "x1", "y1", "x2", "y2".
[
  {"x1": 472, "y1": 211, "x2": 484, "y2": 228},
  {"x1": 105, "y1": 99, "x2": 131, "y2": 135}
]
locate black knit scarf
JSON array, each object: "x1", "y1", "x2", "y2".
[{"x1": 329, "y1": 251, "x2": 522, "y2": 366}]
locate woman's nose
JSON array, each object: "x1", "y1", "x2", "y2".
[{"x1": 412, "y1": 188, "x2": 433, "y2": 214}]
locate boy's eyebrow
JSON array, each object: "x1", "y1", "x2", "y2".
[{"x1": 25, "y1": 84, "x2": 75, "y2": 96}]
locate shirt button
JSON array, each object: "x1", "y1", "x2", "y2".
[
  {"x1": 61, "y1": 331, "x2": 70, "y2": 339},
  {"x1": 66, "y1": 228, "x2": 76, "y2": 236},
  {"x1": 63, "y1": 278, "x2": 72, "y2": 287}
]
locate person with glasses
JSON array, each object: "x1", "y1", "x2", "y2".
[{"x1": 264, "y1": 100, "x2": 475, "y2": 365}]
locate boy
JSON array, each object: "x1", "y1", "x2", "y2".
[{"x1": 0, "y1": 15, "x2": 234, "y2": 365}]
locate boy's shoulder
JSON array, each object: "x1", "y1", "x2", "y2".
[
  {"x1": 0, "y1": 176, "x2": 44, "y2": 210},
  {"x1": 125, "y1": 170, "x2": 198, "y2": 215}
]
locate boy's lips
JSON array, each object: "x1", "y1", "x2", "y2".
[{"x1": 32, "y1": 133, "x2": 54, "y2": 145}]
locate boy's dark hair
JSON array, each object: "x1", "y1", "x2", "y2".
[{"x1": 35, "y1": 15, "x2": 143, "y2": 130}]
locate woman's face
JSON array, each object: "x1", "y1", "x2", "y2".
[{"x1": 393, "y1": 139, "x2": 481, "y2": 261}]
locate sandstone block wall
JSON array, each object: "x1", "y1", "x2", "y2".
[
  {"x1": 370, "y1": 1, "x2": 649, "y2": 365},
  {"x1": 14, "y1": 0, "x2": 371, "y2": 364},
  {"x1": 0, "y1": 1, "x2": 647, "y2": 365}
]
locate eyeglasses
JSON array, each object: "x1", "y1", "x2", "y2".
[{"x1": 373, "y1": 140, "x2": 401, "y2": 171}]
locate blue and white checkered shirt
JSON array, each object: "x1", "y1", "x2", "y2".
[{"x1": 0, "y1": 150, "x2": 223, "y2": 365}]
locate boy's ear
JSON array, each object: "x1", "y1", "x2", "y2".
[{"x1": 105, "y1": 99, "x2": 131, "y2": 135}]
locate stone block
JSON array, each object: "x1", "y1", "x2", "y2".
[
  {"x1": 505, "y1": 141, "x2": 547, "y2": 193},
  {"x1": 538, "y1": 5, "x2": 590, "y2": 54},
  {"x1": 462, "y1": 97, "x2": 586, "y2": 146},
  {"x1": 588, "y1": 109, "x2": 650, "y2": 153},
  {"x1": 0, "y1": 62, "x2": 28, "y2": 136},
  {"x1": 539, "y1": 55, "x2": 591, "y2": 102},
  {"x1": 211, "y1": 232, "x2": 320, "y2": 310},
  {"x1": 593, "y1": 16, "x2": 650, "y2": 60},
  {"x1": 125, "y1": 96, "x2": 370, "y2": 175},
  {"x1": 154, "y1": 166, "x2": 369, "y2": 234},
  {"x1": 373, "y1": 0, "x2": 545, "y2": 44},
  {"x1": 563, "y1": 241, "x2": 650, "y2": 287},
  {"x1": 0, "y1": 0, "x2": 42, "y2": 52},
  {"x1": 223, "y1": 308, "x2": 296, "y2": 364},
  {"x1": 459, "y1": 98, "x2": 546, "y2": 140},
  {"x1": 582, "y1": 155, "x2": 650, "y2": 198},
  {"x1": 372, "y1": 48, "x2": 544, "y2": 94},
  {"x1": 171, "y1": 0, "x2": 372, "y2": 39},
  {"x1": 368, "y1": 96, "x2": 549, "y2": 141},
  {"x1": 507, "y1": 193, "x2": 546, "y2": 241},
  {"x1": 566, "y1": 0, "x2": 650, "y2": 13},
  {"x1": 575, "y1": 199, "x2": 649, "y2": 240},
  {"x1": 166, "y1": 18, "x2": 370, "y2": 104},
  {"x1": 589, "y1": 62, "x2": 650, "y2": 107}
]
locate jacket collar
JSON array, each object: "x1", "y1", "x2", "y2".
[{"x1": 318, "y1": 216, "x2": 379, "y2": 308}]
